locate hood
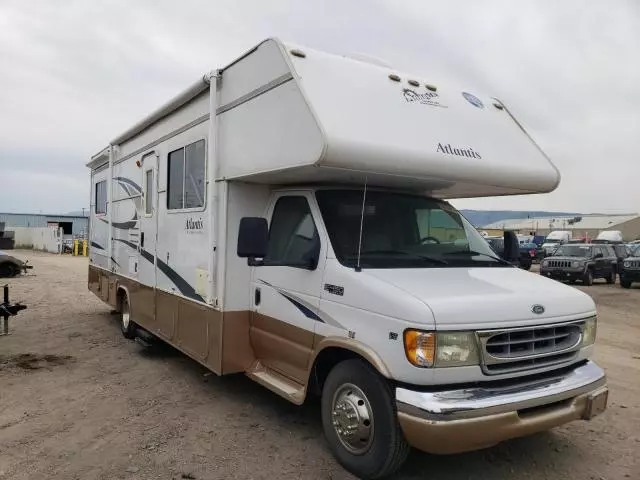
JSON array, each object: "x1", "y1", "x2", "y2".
[{"x1": 362, "y1": 267, "x2": 596, "y2": 329}]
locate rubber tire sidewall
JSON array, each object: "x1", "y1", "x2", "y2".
[
  {"x1": 321, "y1": 359, "x2": 409, "y2": 480},
  {"x1": 621, "y1": 279, "x2": 632, "y2": 289},
  {"x1": 0, "y1": 263, "x2": 16, "y2": 278},
  {"x1": 583, "y1": 269, "x2": 594, "y2": 286},
  {"x1": 121, "y1": 294, "x2": 136, "y2": 339}
]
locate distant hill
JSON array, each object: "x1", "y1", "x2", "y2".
[{"x1": 461, "y1": 210, "x2": 581, "y2": 227}]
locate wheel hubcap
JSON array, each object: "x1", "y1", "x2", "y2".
[
  {"x1": 122, "y1": 301, "x2": 130, "y2": 329},
  {"x1": 331, "y1": 383, "x2": 374, "y2": 455}
]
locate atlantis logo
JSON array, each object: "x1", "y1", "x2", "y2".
[
  {"x1": 185, "y1": 217, "x2": 204, "y2": 233},
  {"x1": 436, "y1": 143, "x2": 482, "y2": 159}
]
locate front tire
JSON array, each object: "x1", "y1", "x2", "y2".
[
  {"x1": 583, "y1": 269, "x2": 594, "y2": 286},
  {"x1": 120, "y1": 293, "x2": 137, "y2": 339},
  {"x1": 0, "y1": 263, "x2": 16, "y2": 278},
  {"x1": 606, "y1": 267, "x2": 616, "y2": 284},
  {"x1": 621, "y1": 278, "x2": 632, "y2": 289},
  {"x1": 321, "y1": 359, "x2": 410, "y2": 479}
]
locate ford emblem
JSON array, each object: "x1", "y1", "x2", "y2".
[{"x1": 532, "y1": 304, "x2": 545, "y2": 315}]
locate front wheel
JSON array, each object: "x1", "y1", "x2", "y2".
[
  {"x1": 0, "y1": 263, "x2": 16, "y2": 278},
  {"x1": 621, "y1": 278, "x2": 632, "y2": 289},
  {"x1": 582, "y1": 269, "x2": 594, "y2": 286},
  {"x1": 606, "y1": 268, "x2": 616, "y2": 284},
  {"x1": 120, "y1": 293, "x2": 137, "y2": 339},
  {"x1": 321, "y1": 359, "x2": 410, "y2": 479}
]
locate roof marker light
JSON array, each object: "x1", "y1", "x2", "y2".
[
  {"x1": 408, "y1": 79, "x2": 420, "y2": 87},
  {"x1": 388, "y1": 74, "x2": 401, "y2": 82},
  {"x1": 493, "y1": 103, "x2": 504, "y2": 110},
  {"x1": 290, "y1": 49, "x2": 306, "y2": 58},
  {"x1": 425, "y1": 84, "x2": 437, "y2": 92}
]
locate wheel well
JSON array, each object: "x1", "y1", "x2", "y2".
[{"x1": 309, "y1": 347, "x2": 381, "y2": 397}]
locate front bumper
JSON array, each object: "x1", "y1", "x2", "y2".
[
  {"x1": 621, "y1": 269, "x2": 640, "y2": 282},
  {"x1": 395, "y1": 361, "x2": 608, "y2": 454},
  {"x1": 540, "y1": 268, "x2": 584, "y2": 281}
]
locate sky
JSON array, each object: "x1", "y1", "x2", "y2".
[{"x1": 0, "y1": 0, "x2": 638, "y2": 215}]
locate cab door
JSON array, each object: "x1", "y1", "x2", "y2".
[{"x1": 249, "y1": 193, "x2": 325, "y2": 384}]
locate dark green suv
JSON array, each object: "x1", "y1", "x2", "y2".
[
  {"x1": 620, "y1": 246, "x2": 640, "y2": 288},
  {"x1": 540, "y1": 244, "x2": 618, "y2": 286}
]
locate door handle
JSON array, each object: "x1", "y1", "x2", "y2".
[
  {"x1": 140, "y1": 232, "x2": 145, "y2": 249},
  {"x1": 254, "y1": 287, "x2": 261, "y2": 306}
]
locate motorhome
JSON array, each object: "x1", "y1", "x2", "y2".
[
  {"x1": 593, "y1": 230, "x2": 624, "y2": 244},
  {"x1": 87, "y1": 39, "x2": 608, "y2": 479}
]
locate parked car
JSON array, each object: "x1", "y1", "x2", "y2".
[
  {"x1": 620, "y1": 245, "x2": 640, "y2": 288},
  {"x1": 0, "y1": 251, "x2": 32, "y2": 278},
  {"x1": 486, "y1": 236, "x2": 533, "y2": 270},
  {"x1": 540, "y1": 244, "x2": 618, "y2": 286}
]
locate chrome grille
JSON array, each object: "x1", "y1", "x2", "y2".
[
  {"x1": 546, "y1": 260, "x2": 571, "y2": 268},
  {"x1": 479, "y1": 322, "x2": 584, "y2": 375},
  {"x1": 626, "y1": 260, "x2": 640, "y2": 269}
]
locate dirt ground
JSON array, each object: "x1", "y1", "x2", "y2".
[{"x1": 0, "y1": 252, "x2": 638, "y2": 480}]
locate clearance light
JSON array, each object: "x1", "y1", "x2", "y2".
[{"x1": 404, "y1": 330, "x2": 435, "y2": 367}]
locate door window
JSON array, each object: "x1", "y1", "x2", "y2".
[
  {"x1": 95, "y1": 180, "x2": 107, "y2": 214},
  {"x1": 266, "y1": 197, "x2": 320, "y2": 269},
  {"x1": 144, "y1": 169, "x2": 154, "y2": 215}
]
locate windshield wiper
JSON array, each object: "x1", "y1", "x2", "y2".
[
  {"x1": 360, "y1": 249, "x2": 448, "y2": 265},
  {"x1": 446, "y1": 250, "x2": 514, "y2": 266}
]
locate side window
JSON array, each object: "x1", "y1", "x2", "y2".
[
  {"x1": 167, "y1": 139, "x2": 205, "y2": 210},
  {"x1": 266, "y1": 196, "x2": 320, "y2": 269},
  {"x1": 144, "y1": 169, "x2": 153, "y2": 215},
  {"x1": 95, "y1": 180, "x2": 107, "y2": 214}
]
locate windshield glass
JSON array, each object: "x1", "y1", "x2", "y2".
[
  {"x1": 553, "y1": 245, "x2": 592, "y2": 257},
  {"x1": 315, "y1": 189, "x2": 503, "y2": 269}
]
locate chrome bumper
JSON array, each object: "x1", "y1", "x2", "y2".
[
  {"x1": 396, "y1": 361, "x2": 606, "y2": 421},
  {"x1": 395, "y1": 361, "x2": 608, "y2": 454}
]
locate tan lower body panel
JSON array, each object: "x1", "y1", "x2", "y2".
[
  {"x1": 87, "y1": 266, "x2": 253, "y2": 375},
  {"x1": 398, "y1": 389, "x2": 595, "y2": 454}
]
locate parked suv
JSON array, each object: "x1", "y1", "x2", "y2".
[
  {"x1": 620, "y1": 246, "x2": 640, "y2": 288},
  {"x1": 540, "y1": 244, "x2": 617, "y2": 285}
]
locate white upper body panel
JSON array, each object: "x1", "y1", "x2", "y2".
[{"x1": 217, "y1": 38, "x2": 560, "y2": 199}]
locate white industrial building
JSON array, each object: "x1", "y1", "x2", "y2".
[{"x1": 482, "y1": 214, "x2": 640, "y2": 241}]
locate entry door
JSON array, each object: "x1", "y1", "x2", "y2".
[
  {"x1": 139, "y1": 152, "x2": 158, "y2": 288},
  {"x1": 250, "y1": 194, "x2": 325, "y2": 384}
]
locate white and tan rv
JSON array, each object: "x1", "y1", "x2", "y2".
[{"x1": 87, "y1": 38, "x2": 608, "y2": 479}]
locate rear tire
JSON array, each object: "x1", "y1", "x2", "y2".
[
  {"x1": 621, "y1": 279, "x2": 632, "y2": 289},
  {"x1": 321, "y1": 359, "x2": 410, "y2": 479},
  {"x1": 120, "y1": 293, "x2": 137, "y2": 339},
  {"x1": 0, "y1": 263, "x2": 16, "y2": 278},
  {"x1": 582, "y1": 269, "x2": 594, "y2": 286}
]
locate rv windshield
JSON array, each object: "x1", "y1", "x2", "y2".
[{"x1": 315, "y1": 189, "x2": 502, "y2": 269}]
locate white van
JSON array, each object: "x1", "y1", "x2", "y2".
[
  {"x1": 541, "y1": 230, "x2": 572, "y2": 256},
  {"x1": 87, "y1": 39, "x2": 607, "y2": 479}
]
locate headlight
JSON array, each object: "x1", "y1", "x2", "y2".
[
  {"x1": 582, "y1": 317, "x2": 597, "y2": 346},
  {"x1": 404, "y1": 330, "x2": 480, "y2": 368},
  {"x1": 542, "y1": 260, "x2": 549, "y2": 267},
  {"x1": 571, "y1": 261, "x2": 583, "y2": 268},
  {"x1": 624, "y1": 261, "x2": 631, "y2": 268}
]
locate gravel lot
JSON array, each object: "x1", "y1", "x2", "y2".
[{"x1": 0, "y1": 252, "x2": 638, "y2": 480}]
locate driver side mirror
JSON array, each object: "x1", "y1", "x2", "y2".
[
  {"x1": 237, "y1": 217, "x2": 268, "y2": 265},
  {"x1": 503, "y1": 231, "x2": 520, "y2": 262}
]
